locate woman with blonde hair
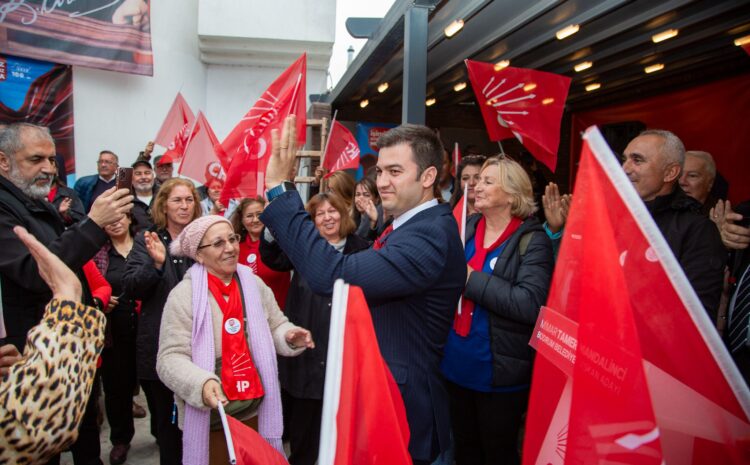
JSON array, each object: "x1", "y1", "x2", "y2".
[
  {"x1": 440, "y1": 156, "x2": 554, "y2": 465},
  {"x1": 123, "y1": 178, "x2": 203, "y2": 465}
]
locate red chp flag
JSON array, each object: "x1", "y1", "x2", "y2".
[
  {"x1": 154, "y1": 92, "x2": 195, "y2": 162},
  {"x1": 217, "y1": 54, "x2": 307, "y2": 204},
  {"x1": 318, "y1": 281, "x2": 411, "y2": 465},
  {"x1": 523, "y1": 126, "x2": 750, "y2": 465},
  {"x1": 323, "y1": 121, "x2": 360, "y2": 176},
  {"x1": 465, "y1": 59, "x2": 570, "y2": 171},
  {"x1": 178, "y1": 112, "x2": 225, "y2": 185},
  {"x1": 224, "y1": 414, "x2": 289, "y2": 465}
]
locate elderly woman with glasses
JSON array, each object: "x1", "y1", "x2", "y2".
[
  {"x1": 157, "y1": 215, "x2": 314, "y2": 465},
  {"x1": 123, "y1": 178, "x2": 203, "y2": 465}
]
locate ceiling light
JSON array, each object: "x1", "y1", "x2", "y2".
[
  {"x1": 542, "y1": 98, "x2": 555, "y2": 105},
  {"x1": 360, "y1": 99, "x2": 369, "y2": 108},
  {"x1": 585, "y1": 83, "x2": 601, "y2": 92},
  {"x1": 574, "y1": 61, "x2": 592, "y2": 72},
  {"x1": 523, "y1": 83, "x2": 537, "y2": 92},
  {"x1": 644, "y1": 63, "x2": 664, "y2": 74},
  {"x1": 444, "y1": 19, "x2": 464, "y2": 38},
  {"x1": 494, "y1": 59, "x2": 510, "y2": 71},
  {"x1": 734, "y1": 35, "x2": 750, "y2": 46},
  {"x1": 425, "y1": 98, "x2": 436, "y2": 107},
  {"x1": 453, "y1": 82, "x2": 467, "y2": 92},
  {"x1": 652, "y1": 29, "x2": 678, "y2": 43},
  {"x1": 556, "y1": 24, "x2": 580, "y2": 40},
  {"x1": 377, "y1": 82, "x2": 389, "y2": 93}
]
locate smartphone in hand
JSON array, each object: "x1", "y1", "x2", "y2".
[{"x1": 116, "y1": 167, "x2": 134, "y2": 191}]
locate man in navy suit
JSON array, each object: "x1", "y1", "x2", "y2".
[{"x1": 261, "y1": 117, "x2": 466, "y2": 464}]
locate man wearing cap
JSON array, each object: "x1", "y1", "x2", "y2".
[
  {"x1": 74, "y1": 150, "x2": 120, "y2": 212},
  {"x1": 153, "y1": 154, "x2": 174, "y2": 187},
  {"x1": 131, "y1": 158, "x2": 158, "y2": 232}
]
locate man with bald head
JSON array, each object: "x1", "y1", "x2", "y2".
[
  {"x1": 679, "y1": 150, "x2": 717, "y2": 214},
  {"x1": 622, "y1": 130, "x2": 725, "y2": 320}
]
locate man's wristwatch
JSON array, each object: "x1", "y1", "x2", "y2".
[{"x1": 265, "y1": 181, "x2": 297, "y2": 202}]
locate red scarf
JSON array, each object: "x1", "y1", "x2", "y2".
[
  {"x1": 453, "y1": 216, "x2": 522, "y2": 336},
  {"x1": 47, "y1": 185, "x2": 57, "y2": 203},
  {"x1": 207, "y1": 273, "x2": 264, "y2": 401}
]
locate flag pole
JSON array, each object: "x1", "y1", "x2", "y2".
[
  {"x1": 497, "y1": 140, "x2": 506, "y2": 155},
  {"x1": 457, "y1": 183, "x2": 468, "y2": 316},
  {"x1": 217, "y1": 402, "x2": 237, "y2": 465},
  {"x1": 319, "y1": 109, "x2": 338, "y2": 189}
]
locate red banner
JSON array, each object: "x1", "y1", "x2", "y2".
[
  {"x1": 179, "y1": 112, "x2": 223, "y2": 185},
  {"x1": 465, "y1": 59, "x2": 570, "y2": 171},
  {"x1": 523, "y1": 127, "x2": 750, "y2": 465},
  {"x1": 0, "y1": 1, "x2": 153, "y2": 76},
  {"x1": 323, "y1": 121, "x2": 360, "y2": 176},
  {"x1": 319, "y1": 282, "x2": 411, "y2": 465},
  {"x1": 154, "y1": 92, "x2": 195, "y2": 163},
  {"x1": 218, "y1": 54, "x2": 306, "y2": 203}
]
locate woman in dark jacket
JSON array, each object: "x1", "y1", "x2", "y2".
[
  {"x1": 122, "y1": 178, "x2": 202, "y2": 465},
  {"x1": 260, "y1": 192, "x2": 369, "y2": 465},
  {"x1": 440, "y1": 156, "x2": 554, "y2": 465}
]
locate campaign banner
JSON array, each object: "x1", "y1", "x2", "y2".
[
  {"x1": 0, "y1": 0, "x2": 153, "y2": 76},
  {"x1": 0, "y1": 54, "x2": 75, "y2": 179}
]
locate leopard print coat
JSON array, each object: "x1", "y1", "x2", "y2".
[{"x1": 0, "y1": 299, "x2": 105, "y2": 464}]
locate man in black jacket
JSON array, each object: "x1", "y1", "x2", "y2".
[
  {"x1": 622, "y1": 129, "x2": 725, "y2": 321},
  {"x1": 0, "y1": 123, "x2": 133, "y2": 465}
]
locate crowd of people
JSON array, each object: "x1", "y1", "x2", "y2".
[{"x1": 0, "y1": 118, "x2": 747, "y2": 465}]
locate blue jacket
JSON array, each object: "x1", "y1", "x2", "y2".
[
  {"x1": 261, "y1": 192, "x2": 466, "y2": 462},
  {"x1": 73, "y1": 174, "x2": 99, "y2": 211}
]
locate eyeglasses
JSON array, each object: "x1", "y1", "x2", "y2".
[{"x1": 197, "y1": 234, "x2": 241, "y2": 250}]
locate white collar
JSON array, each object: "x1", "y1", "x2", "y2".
[
  {"x1": 393, "y1": 199, "x2": 439, "y2": 230},
  {"x1": 99, "y1": 175, "x2": 115, "y2": 183}
]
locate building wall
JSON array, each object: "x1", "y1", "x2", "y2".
[{"x1": 72, "y1": 0, "x2": 335, "y2": 180}]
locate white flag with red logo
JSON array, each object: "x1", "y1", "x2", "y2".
[
  {"x1": 178, "y1": 111, "x2": 225, "y2": 185},
  {"x1": 154, "y1": 92, "x2": 195, "y2": 162},
  {"x1": 217, "y1": 54, "x2": 306, "y2": 204},
  {"x1": 465, "y1": 60, "x2": 570, "y2": 171},
  {"x1": 323, "y1": 120, "x2": 360, "y2": 176},
  {"x1": 318, "y1": 280, "x2": 411, "y2": 465},
  {"x1": 523, "y1": 126, "x2": 750, "y2": 465}
]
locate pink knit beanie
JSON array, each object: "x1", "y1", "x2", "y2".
[{"x1": 169, "y1": 215, "x2": 232, "y2": 259}]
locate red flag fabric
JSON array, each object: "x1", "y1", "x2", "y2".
[
  {"x1": 178, "y1": 112, "x2": 225, "y2": 184},
  {"x1": 154, "y1": 92, "x2": 195, "y2": 162},
  {"x1": 743, "y1": 44, "x2": 750, "y2": 56},
  {"x1": 218, "y1": 54, "x2": 307, "y2": 204},
  {"x1": 225, "y1": 414, "x2": 289, "y2": 465},
  {"x1": 318, "y1": 281, "x2": 411, "y2": 465},
  {"x1": 322, "y1": 121, "x2": 360, "y2": 177},
  {"x1": 450, "y1": 142, "x2": 461, "y2": 178},
  {"x1": 465, "y1": 59, "x2": 570, "y2": 172},
  {"x1": 523, "y1": 126, "x2": 750, "y2": 465}
]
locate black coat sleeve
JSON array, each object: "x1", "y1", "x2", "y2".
[
  {"x1": 0, "y1": 204, "x2": 107, "y2": 293},
  {"x1": 463, "y1": 231, "x2": 554, "y2": 326},
  {"x1": 122, "y1": 232, "x2": 161, "y2": 300},
  {"x1": 258, "y1": 230, "x2": 295, "y2": 272}
]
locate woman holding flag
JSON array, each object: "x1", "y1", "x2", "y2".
[
  {"x1": 440, "y1": 156, "x2": 554, "y2": 465},
  {"x1": 449, "y1": 154, "x2": 487, "y2": 217},
  {"x1": 156, "y1": 215, "x2": 314, "y2": 465}
]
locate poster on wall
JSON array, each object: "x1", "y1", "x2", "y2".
[
  {"x1": 0, "y1": 0, "x2": 153, "y2": 76},
  {"x1": 355, "y1": 122, "x2": 397, "y2": 179},
  {"x1": 0, "y1": 54, "x2": 75, "y2": 180}
]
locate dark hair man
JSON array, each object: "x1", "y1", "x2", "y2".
[
  {"x1": 260, "y1": 117, "x2": 466, "y2": 464},
  {"x1": 622, "y1": 129, "x2": 726, "y2": 320},
  {"x1": 0, "y1": 122, "x2": 133, "y2": 465}
]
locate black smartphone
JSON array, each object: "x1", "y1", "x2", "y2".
[{"x1": 116, "y1": 167, "x2": 133, "y2": 190}]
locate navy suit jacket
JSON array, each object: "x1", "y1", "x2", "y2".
[{"x1": 261, "y1": 192, "x2": 466, "y2": 461}]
